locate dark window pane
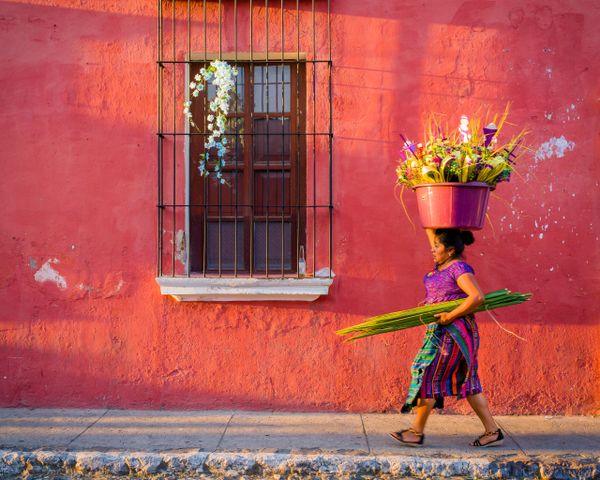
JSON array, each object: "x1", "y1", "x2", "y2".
[
  {"x1": 206, "y1": 171, "x2": 244, "y2": 216},
  {"x1": 253, "y1": 65, "x2": 290, "y2": 113},
  {"x1": 253, "y1": 118, "x2": 290, "y2": 165},
  {"x1": 253, "y1": 221, "x2": 292, "y2": 271},
  {"x1": 224, "y1": 116, "x2": 244, "y2": 165},
  {"x1": 233, "y1": 67, "x2": 245, "y2": 112},
  {"x1": 207, "y1": 221, "x2": 245, "y2": 270},
  {"x1": 254, "y1": 171, "x2": 291, "y2": 216}
]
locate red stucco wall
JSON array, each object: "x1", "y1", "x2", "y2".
[{"x1": 1, "y1": 0, "x2": 599, "y2": 414}]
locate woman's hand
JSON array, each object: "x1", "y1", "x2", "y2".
[
  {"x1": 434, "y1": 312, "x2": 453, "y2": 325},
  {"x1": 434, "y1": 274, "x2": 485, "y2": 325}
]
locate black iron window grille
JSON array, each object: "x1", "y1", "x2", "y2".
[{"x1": 157, "y1": 1, "x2": 332, "y2": 281}]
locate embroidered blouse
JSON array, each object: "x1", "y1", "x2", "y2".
[{"x1": 423, "y1": 261, "x2": 474, "y2": 305}]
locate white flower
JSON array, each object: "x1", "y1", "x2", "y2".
[{"x1": 187, "y1": 60, "x2": 239, "y2": 180}]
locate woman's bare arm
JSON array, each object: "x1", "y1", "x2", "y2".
[
  {"x1": 425, "y1": 228, "x2": 436, "y2": 249},
  {"x1": 434, "y1": 273, "x2": 484, "y2": 325}
]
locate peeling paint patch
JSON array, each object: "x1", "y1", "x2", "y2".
[
  {"x1": 28, "y1": 257, "x2": 37, "y2": 270},
  {"x1": 78, "y1": 283, "x2": 95, "y2": 293},
  {"x1": 175, "y1": 229, "x2": 186, "y2": 264},
  {"x1": 34, "y1": 258, "x2": 67, "y2": 289},
  {"x1": 78, "y1": 279, "x2": 124, "y2": 298},
  {"x1": 109, "y1": 279, "x2": 124, "y2": 296},
  {"x1": 534, "y1": 136, "x2": 575, "y2": 161}
]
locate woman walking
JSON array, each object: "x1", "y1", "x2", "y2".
[{"x1": 390, "y1": 228, "x2": 504, "y2": 447}]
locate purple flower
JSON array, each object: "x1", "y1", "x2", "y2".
[{"x1": 483, "y1": 123, "x2": 498, "y2": 147}]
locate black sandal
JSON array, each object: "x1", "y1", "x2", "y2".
[
  {"x1": 471, "y1": 428, "x2": 504, "y2": 447},
  {"x1": 390, "y1": 428, "x2": 425, "y2": 447}
]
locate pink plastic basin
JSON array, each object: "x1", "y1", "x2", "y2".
[{"x1": 413, "y1": 182, "x2": 491, "y2": 230}]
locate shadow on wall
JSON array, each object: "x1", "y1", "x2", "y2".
[{"x1": 0, "y1": 341, "x2": 405, "y2": 412}]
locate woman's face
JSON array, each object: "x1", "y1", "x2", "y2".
[{"x1": 432, "y1": 237, "x2": 455, "y2": 265}]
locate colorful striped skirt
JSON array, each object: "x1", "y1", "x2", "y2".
[{"x1": 401, "y1": 315, "x2": 482, "y2": 412}]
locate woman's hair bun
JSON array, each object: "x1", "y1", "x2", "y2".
[{"x1": 460, "y1": 230, "x2": 475, "y2": 246}]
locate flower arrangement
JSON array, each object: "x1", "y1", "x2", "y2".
[
  {"x1": 183, "y1": 60, "x2": 238, "y2": 183},
  {"x1": 396, "y1": 106, "x2": 527, "y2": 189}
]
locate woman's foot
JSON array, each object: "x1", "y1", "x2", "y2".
[
  {"x1": 390, "y1": 428, "x2": 425, "y2": 447},
  {"x1": 471, "y1": 428, "x2": 504, "y2": 447}
]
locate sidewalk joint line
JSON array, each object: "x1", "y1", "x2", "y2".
[
  {"x1": 359, "y1": 414, "x2": 371, "y2": 454},
  {"x1": 214, "y1": 412, "x2": 234, "y2": 452},
  {"x1": 67, "y1": 408, "x2": 110, "y2": 447}
]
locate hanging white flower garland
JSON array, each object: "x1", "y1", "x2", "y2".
[{"x1": 183, "y1": 60, "x2": 238, "y2": 184}]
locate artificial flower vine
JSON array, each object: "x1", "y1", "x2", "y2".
[{"x1": 183, "y1": 60, "x2": 238, "y2": 184}]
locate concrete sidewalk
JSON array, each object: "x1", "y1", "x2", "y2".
[{"x1": 1, "y1": 409, "x2": 599, "y2": 479}]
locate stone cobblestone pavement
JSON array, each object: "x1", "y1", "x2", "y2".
[{"x1": 0, "y1": 409, "x2": 598, "y2": 479}]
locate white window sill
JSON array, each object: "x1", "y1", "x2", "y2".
[{"x1": 155, "y1": 275, "x2": 334, "y2": 302}]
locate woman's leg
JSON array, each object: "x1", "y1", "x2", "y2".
[
  {"x1": 401, "y1": 398, "x2": 435, "y2": 442},
  {"x1": 467, "y1": 393, "x2": 502, "y2": 444}
]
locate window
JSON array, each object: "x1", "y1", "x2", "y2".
[
  {"x1": 189, "y1": 61, "x2": 306, "y2": 276},
  {"x1": 155, "y1": 1, "x2": 334, "y2": 301}
]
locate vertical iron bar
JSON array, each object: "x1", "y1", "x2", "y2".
[
  {"x1": 187, "y1": 0, "x2": 191, "y2": 56},
  {"x1": 265, "y1": 0, "x2": 270, "y2": 278},
  {"x1": 217, "y1": 0, "x2": 222, "y2": 276},
  {"x1": 186, "y1": 0, "x2": 191, "y2": 277},
  {"x1": 312, "y1": 0, "x2": 316, "y2": 277},
  {"x1": 158, "y1": 0, "x2": 164, "y2": 276},
  {"x1": 234, "y1": 0, "x2": 239, "y2": 277},
  {"x1": 204, "y1": 0, "x2": 207, "y2": 61},
  {"x1": 295, "y1": 0, "x2": 300, "y2": 278},
  {"x1": 280, "y1": 0, "x2": 284, "y2": 278},
  {"x1": 249, "y1": 0, "x2": 254, "y2": 277},
  {"x1": 172, "y1": 0, "x2": 177, "y2": 276},
  {"x1": 328, "y1": 0, "x2": 332, "y2": 278},
  {"x1": 202, "y1": 0, "x2": 207, "y2": 276},
  {"x1": 218, "y1": 186, "x2": 222, "y2": 276}
]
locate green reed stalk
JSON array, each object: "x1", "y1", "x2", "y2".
[{"x1": 336, "y1": 289, "x2": 531, "y2": 342}]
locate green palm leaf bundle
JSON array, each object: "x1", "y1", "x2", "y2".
[{"x1": 336, "y1": 289, "x2": 531, "y2": 342}]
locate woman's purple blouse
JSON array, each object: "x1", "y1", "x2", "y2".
[{"x1": 423, "y1": 261, "x2": 474, "y2": 304}]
